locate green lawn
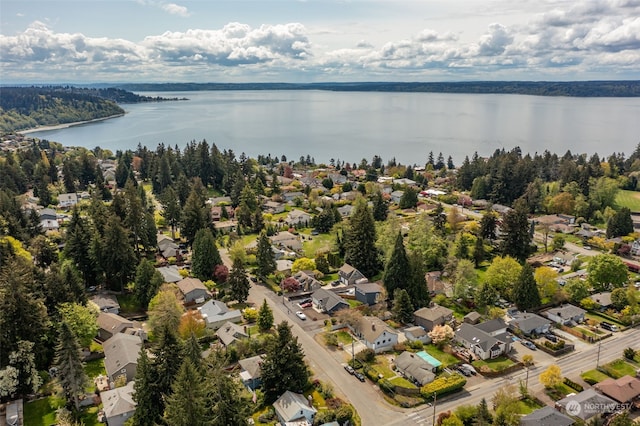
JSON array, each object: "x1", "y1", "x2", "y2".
[
  {"x1": 516, "y1": 398, "x2": 543, "y2": 415},
  {"x1": 422, "y1": 345, "x2": 460, "y2": 368},
  {"x1": 585, "y1": 312, "x2": 624, "y2": 327},
  {"x1": 346, "y1": 299, "x2": 363, "y2": 308},
  {"x1": 616, "y1": 189, "x2": 640, "y2": 211},
  {"x1": 24, "y1": 396, "x2": 65, "y2": 426},
  {"x1": 389, "y1": 376, "x2": 418, "y2": 389},
  {"x1": 302, "y1": 233, "x2": 333, "y2": 257},
  {"x1": 472, "y1": 356, "x2": 516, "y2": 372},
  {"x1": 373, "y1": 358, "x2": 397, "y2": 379},
  {"x1": 601, "y1": 359, "x2": 638, "y2": 379},
  {"x1": 335, "y1": 330, "x2": 354, "y2": 345},
  {"x1": 84, "y1": 358, "x2": 106, "y2": 379},
  {"x1": 581, "y1": 369, "x2": 611, "y2": 384},
  {"x1": 79, "y1": 406, "x2": 101, "y2": 426}
]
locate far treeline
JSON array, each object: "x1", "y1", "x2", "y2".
[
  {"x1": 0, "y1": 86, "x2": 183, "y2": 134},
  {"x1": 118, "y1": 80, "x2": 640, "y2": 97}
]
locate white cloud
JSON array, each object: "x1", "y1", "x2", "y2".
[{"x1": 161, "y1": 3, "x2": 190, "y2": 17}]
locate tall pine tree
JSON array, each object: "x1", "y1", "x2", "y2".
[
  {"x1": 228, "y1": 258, "x2": 250, "y2": 303},
  {"x1": 256, "y1": 231, "x2": 276, "y2": 279},
  {"x1": 55, "y1": 322, "x2": 88, "y2": 411},
  {"x1": 344, "y1": 197, "x2": 380, "y2": 278},
  {"x1": 163, "y1": 359, "x2": 210, "y2": 426},
  {"x1": 191, "y1": 228, "x2": 222, "y2": 280},
  {"x1": 500, "y1": 199, "x2": 532, "y2": 262},
  {"x1": 382, "y1": 232, "x2": 411, "y2": 301},
  {"x1": 513, "y1": 263, "x2": 541, "y2": 311},
  {"x1": 257, "y1": 299, "x2": 274, "y2": 332},
  {"x1": 133, "y1": 349, "x2": 163, "y2": 426}
]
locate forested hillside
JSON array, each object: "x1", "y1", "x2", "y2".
[{"x1": 0, "y1": 87, "x2": 125, "y2": 133}]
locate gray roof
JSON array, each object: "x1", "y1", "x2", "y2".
[
  {"x1": 508, "y1": 313, "x2": 551, "y2": 334},
  {"x1": 556, "y1": 389, "x2": 618, "y2": 420},
  {"x1": 97, "y1": 312, "x2": 133, "y2": 335},
  {"x1": 474, "y1": 318, "x2": 507, "y2": 334},
  {"x1": 177, "y1": 277, "x2": 208, "y2": 296},
  {"x1": 404, "y1": 326, "x2": 428, "y2": 338},
  {"x1": 394, "y1": 351, "x2": 436, "y2": 386},
  {"x1": 101, "y1": 381, "x2": 136, "y2": 419},
  {"x1": 198, "y1": 300, "x2": 242, "y2": 324},
  {"x1": 157, "y1": 265, "x2": 182, "y2": 283},
  {"x1": 90, "y1": 294, "x2": 120, "y2": 311},
  {"x1": 355, "y1": 316, "x2": 398, "y2": 343},
  {"x1": 456, "y1": 323, "x2": 503, "y2": 351},
  {"x1": 545, "y1": 304, "x2": 586, "y2": 319},
  {"x1": 589, "y1": 292, "x2": 612, "y2": 307},
  {"x1": 273, "y1": 391, "x2": 317, "y2": 423},
  {"x1": 312, "y1": 288, "x2": 349, "y2": 313},
  {"x1": 354, "y1": 282, "x2": 384, "y2": 295},
  {"x1": 216, "y1": 321, "x2": 248, "y2": 346},
  {"x1": 464, "y1": 312, "x2": 482, "y2": 322},
  {"x1": 520, "y1": 406, "x2": 574, "y2": 426},
  {"x1": 414, "y1": 305, "x2": 454, "y2": 322},
  {"x1": 238, "y1": 354, "x2": 266, "y2": 379},
  {"x1": 103, "y1": 333, "x2": 142, "y2": 378}
]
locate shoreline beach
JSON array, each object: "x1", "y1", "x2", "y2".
[{"x1": 18, "y1": 113, "x2": 125, "y2": 135}]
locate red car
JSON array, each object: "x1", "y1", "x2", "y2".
[{"x1": 300, "y1": 302, "x2": 312, "y2": 308}]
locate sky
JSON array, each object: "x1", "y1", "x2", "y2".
[{"x1": 1, "y1": 0, "x2": 639, "y2": 83}]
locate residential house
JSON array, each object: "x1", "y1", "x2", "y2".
[
  {"x1": 350, "y1": 316, "x2": 399, "y2": 353},
  {"x1": 336, "y1": 205, "x2": 353, "y2": 217},
  {"x1": 403, "y1": 326, "x2": 431, "y2": 344},
  {"x1": 216, "y1": 321, "x2": 249, "y2": 346},
  {"x1": 354, "y1": 282, "x2": 384, "y2": 306},
  {"x1": 270, "y1": 231, "x2": 302, "y2": 251},
  {"x1": 100, "y1": 381, "x2": 136, "y2": 426},
  {"x1": 631, "y1": 240, "x2": 640, "y2": 256},
  {"x1": 177, "y1": 277, "x2": 210, "y2": 304},
  {"x1": 520, "y1": 406, "x2": 575, "y2": 426},
  {"x1": 38, "y1": 208, "x2": 57, "y2": 221},
  {"x1": 390, "y1": 190, "x2": 404, "y2": 204},
  {"x1": 198, "y1": 300, "x2": 243, "y2": 330},
  {"x1": 38, "y1": 208, "x2": 59, "y2": 231},
  {"x1": 338, "y1": 263, "x2": 366, "y2": 286},
  {"x1": 293, "y1": 271, "x2": 323, "y2": 292},
  {"x1": 413, "y1": 305, "x2": 454, "y2": 332},
  {"x1": 90, "y1": 294, "x2": 121, "y2": 314},
  {"x1": 157, "y1": 234, "x2": 179, "y2": 259},
  {"x1": 425, "y1": 271, "x2": 453, "y2": 297},
  {"x1": 492, "y1": 204, "x2": 512, "y2": 215},
  {"x1": 544, "y1": 305, "x2": 586, "y2": 326},
  {"x1": 208, "y1": 196, "x2": 232, "y2": 205},
  {"x1": 556, "y1": 389, "x2": 617, "y2": 421},
  {"x1": 97, "y1": 312, "x2": 133, "y2": 341},
  {"x1": 589, "y1": 292, "x2": 613, "y2": 310},
  {"x1": 58, "y1": 192, "x2": 78, "y2": 208},
  {"x1": 213, "y1": 220, "x2": 237, "y2": 234},
  {"x1": 273, "y1": 391, "x2": 317, "y2": 426},
  {"x1": 394, "y1": 351, "x2": 436, "y2": 386},
  {"x1": 311, "y1": 288, "x2": 349, "y2": 314},
  {"x1": 394, "y1": 178, "x2": 416, "y2": 186},
  {"x1": 276, "y1": 259, "x2": 293, "y2": 272},
  {"x1": 463, "y1": 312, "x2": 482, "y2": 325},
  {"x1": 264, "y1": 201, "x2": 285, "y2": 214},
  {"x1": 535, "y1": 214, "x2": 576, "y2": 234},
  {"x1": 210, "y1": 205, "x2": 234, "y2": 221},
  {"x1": 282, "y1": 191, "x2": 304, "y2": 203},
  {"x1": 285, "y1": 209, "x2": 311, "y2": 226},
  {"x1": 454, "y1": 319, "x2": 511, "y2": 360},
  {"x1": 238, "y1": 354, "x2": 266, "y2": 391},
  {"x1": 103, "y1": 333, "x2": 142, "y2": 383},
  {"x1": 594, "y1": 375, "x2": 640, "y2": 404},
  {"x1": 508, "y1": 312, "x2": 552, "y2": 336},
  {"x1": 156, "y1": 265, "x2": 182, "y2": 283}
]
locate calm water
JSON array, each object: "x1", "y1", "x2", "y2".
[{"x1": 28, "y1": 90, "x2": 640, "y2": 164}]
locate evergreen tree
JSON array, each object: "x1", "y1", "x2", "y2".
[
  {"x1": 191, "y1": 228, "x2": 222, "y2": 281},
  {"x1": 63, "y1": 208, "x2": 98, "y2": 286},
  {"x1": 55, "y1": 322, "x2": 88, "y2": 411},
  {"x1": 344, "y1": 197, "x2": 380, "y2": 278},
  {"x1": 513, "y1": 264, "x2": 541, "y2": 311},
  {"x1": 500, "y1": 199, "x2": 532, "y2": 262},
  {"x1": 133, "y1": 349, "x2": 163, "y2": 426},
  {"x1": 183, "y1": 332, "x2": 204, "y2": 372},
  {"x1": 432, "y1": 203, "x2": 446, "y2": 234},
  {"x1": 392, "y1": 289, "x2": 414, "y2": 324},
  {"x1": 261, "y1": 322, "x2": 310, "y2": 403},
  {"x1": 208, "y1": 359, "x2": 251, "y2": 426},
  {"x1": 372, "y1": 191, "x2": 388, "y2": 221},
  {"x1": 407, "y1": 252, "x2": 430, "y2": 309},
  {"x1": 479, "y1": 208, "x2": 498, "y2": 241},
  {"x1": 398, "y1": 187, "x2": 418, "y2": 209},
  {"x1": 382, "y1": 232, "x2": 411, "y2": 301},
  {"x1": 102, "y1": 215, "x2": 136, "y2": 291},
  {"x1": 473, "y1": 236, "x2": 486, "y2": 267},
  {"x1": 228, "y1": 258, "x2": 250, "y2": 303},
  {"x1": 163, "y1": 359, "x2": 210, "y2": 426},
  {"x1": 607, "y1": 207, "x2": 634, "y2": 238},
  {"x1": 476, "y1": 398, "x2": 493, "y2": 426},
  {"x1": 257, "y1": 299, "x2": 274, "y2": 332},
  {"x1": 154, "y1": 325, "x2": 183, "y2": 400},
  {"x1": 181, "y1": 188, "x2": 208, "y2": 245},
  {"x1": 256, "y1": 231, "x2": 276, "y2": 279},
  {"x1": 134, "y1": 259, "x2": 163, "y2": 309}
]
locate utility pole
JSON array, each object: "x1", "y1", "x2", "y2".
[
  {"x1": 525, "y1": 366, "x2": 530, "y2": 389},
  {"x1": 596, "y1": 340, "x2": 602, "y2": 368},
  {"x1": 351, "y1": 337, "x2": 355, "y2": 366},
  {"x1": 432, "y1": 392, "x2": 437, "y2": 425}
]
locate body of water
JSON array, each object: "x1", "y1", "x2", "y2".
[{"x1": 27, "y1": 90, "x2": 640, "y2": 164}]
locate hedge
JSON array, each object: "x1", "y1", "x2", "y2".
[
  {"x1": 563, "y1": 377, "x2": 584, "y2": 393},
  {"x1": 420, "y1": 373, "x2": 467, "y2": 398}
]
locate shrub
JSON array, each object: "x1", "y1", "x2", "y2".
[
  {"x1": 420, "y1": 373, "x2": 467, "y2": 398},
  {"x1": 543, "y1": 340, "x2": 566, "y2": 351},
  {"x1": 378, "y1": 378, "x2": 395, "y2": 395},
  {"x1": 408, "y1": 340, "x2": 424, "y2": 350},
  {"x1": 324, "y1": 333, "x2": 339, "y2": 347},
  {"x1": 393, "y1": 343, "x2": 407, "y2": 352},
  {"x1": 563, "y1": 377, "x2": 584, "y2": 393},
  {"x1": 363, "y1": 365, "x2": 380, "y2": 383},
  {"x1": 624, "y1": 347, "x2": 636, "y2": 360},
  {"x1": 313, "y1": 411, "x2": 336, "y2": 426},
  {"x1": 242, "y1": 308, "x2": 258, "y2": 322},
  {"x1": 355, "y1": 348, "x2": 376, "y2": 363}
]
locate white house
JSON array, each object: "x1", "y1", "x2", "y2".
[
  {"x1": 273, "y1": 391, "x2": 317, "y2": 426},
  {"x1": 285, "y1": 209, "x2": 311, "y2": 226},
  {"x1": 100, "y1": 381, "x2": 136, "y2": 426},
  {"x1": 197, "y1": 300, "x2": 242, "y2": 330},
  {"x1": 454, "y1": 319, "x2": 511, "y2": 360},
  {"x1": 543, "y1": 304, "x2": 587, "y2": 325},
  {"x1": 350, "y1": 316, "x2": 399, "y2": 353},
  {"x1": 58, "y1": 193, "x2": 78, "y2": 208}
]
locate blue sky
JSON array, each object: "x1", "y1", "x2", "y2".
[{"x1": 1, "y1": 0, "x2": 639, "y2": 83}]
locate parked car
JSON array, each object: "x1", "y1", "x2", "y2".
[
  {"x1": 461, "y1": 364, "x2": 477, "y2": 375},
  {"x1": 521, "y1": 340, "x2": 537, "y2": 350},
  {"x1": 344, "y1": 365, "x2": 355, "y2": 375},
  {"x1": 600, "y1": 321, "x2": 618, "y2": 332},
  {"x1": 457, "y1": 367, "x2": 472, "y2": 377},
  {"x1": 311, "y1": 230, "x2": 319, "y2": 235},
  {"x1": 354, "y1": 372, "x2": 366, "y2": 382},
  {"x1": 299, "y1": 302, "x2": 312, "y2": 308},
  {"x1": 295, "y1": 311, "x2": 307, "y2": 320},
  {"x1": 544, "y1": 334, "x2": 558, "y2": 343},
  {"x1": 299, "y1": 298, "x2": 312, "y2": 305}
]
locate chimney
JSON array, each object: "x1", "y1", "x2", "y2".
[{"x1": 372, "y1": 324, "x2": 376, "y2": 331}]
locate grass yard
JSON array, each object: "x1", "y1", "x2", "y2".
[
  {"x1": 389, "y1": 376, "x2": 418, "y2": 389},
  {"x1": 302, "y1": 233, "x2": 333, "y2": 257},
  {"x1": 422, "y1": 345, "x2": 459, "y2": 368},
  {"x1": 516, "y1": 398, "x2": 543, "y2": 415},
  {"x1": 335, "y1": 330, "x2": 354, "y2": 345},
  {"x1": 84, "y1": 358, "x2": 106, "y2": 379},
  {"x1": 24, "y1": 396, "x2": 65, "y2": 426},
  {"x1": 581, "y1": 369, "x2": 611, "y2": 384},
  {"x1": 116, "y1": 293, "x2": 142, "y2": 314},
  {"x1": 373, "y1": 357, "x2": 397, "y2": 379},
  {"x1": 601, "y1": 359, "x2": 638, "y2": 379},
  {"x1": 585, "y1": 312, "x2": 624, "y2": 327},
  {"x1": 472, "y1": 356, "x2": 516, "y2": 372},
  {"x1": 346, "y1": 299, "x2": 363, "y2": 308},
  {"x1": 616, "y1": 190, "x2": 640, "y2": 211},
  {"x1": 79, "y1": 406, "x2": 101, "y2": 426}
]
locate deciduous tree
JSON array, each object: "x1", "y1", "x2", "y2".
[
  {"x1": 588, "y1": 254, "x2": 628, "y2": 292},
  {"x1": 58, "y1": 302, "x2": 99, "y2": 349},
  {"x1": 539, "y1": 364, "x2": 562, "y2": 388},
  {"x1": 148, "y1": 289, "x2": 184, "y2": 336}
]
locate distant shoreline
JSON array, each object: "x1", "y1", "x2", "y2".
[{"x1": 18, "y1": 113, "x2": 125, "y2": 134}]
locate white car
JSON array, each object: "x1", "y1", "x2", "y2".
[{"x1": 295, "y1": 311, "x2": 307, "y2": 320}]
